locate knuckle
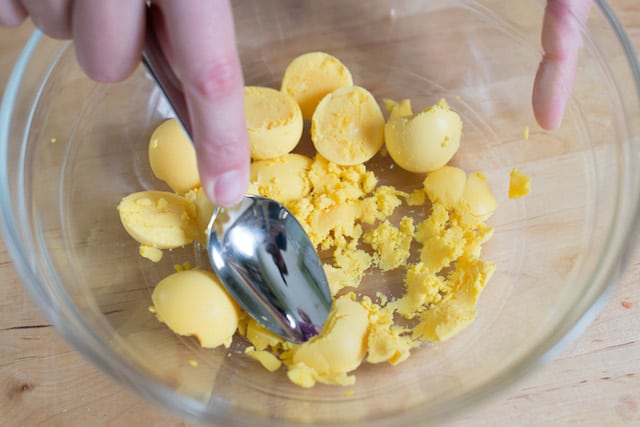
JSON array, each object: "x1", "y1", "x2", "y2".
[
  {"x1": 184, "y1": 55, "x2": 243, "y2": 100},
  {"x1": 198, "y1": 133, "x2": 246, "y2": 159},
  {"x1": 195, "y1": 132, "x2": 249, "y2": 169}
]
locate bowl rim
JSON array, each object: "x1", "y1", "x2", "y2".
[{"x1": 2, "y1": 1, "x2": 640, "y2": 425}]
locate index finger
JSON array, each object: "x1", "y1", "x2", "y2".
[
  {"x1": 155, "y1": 0, "x2": 249, "y2": 207},
  {"x1": 532, "y1": 0, "x2": 593, "y2": 130}
]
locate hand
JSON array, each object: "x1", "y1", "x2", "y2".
[
  {"x1": 0, "y1": 0, "x2": 250, "y2": 207},
  {"x1": 533, "y1": 0, "x2": 593, "y2": 130},
  {"x1": 1, "y1": 0, "x2": 593, "y2": 198}
]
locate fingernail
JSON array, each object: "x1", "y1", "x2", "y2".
[{"x1": 213, "y1": 169, "x2": 248, "y2": 207}]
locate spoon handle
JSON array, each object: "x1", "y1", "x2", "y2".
[{"x1": 142, "y1": 6, "x2": 193, "y2": 138}]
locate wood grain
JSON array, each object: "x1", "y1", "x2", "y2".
[{"x1": 1, "y1": 1, "x2": 640, "y2": 425}]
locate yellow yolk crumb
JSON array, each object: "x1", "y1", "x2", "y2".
[
  {"x1": 311, "y1": 86, "x2": 385, "y2": 166},
  {"x1": 245, "y1": 347, "x2": 282, "y2": 372},
  {"x1": 405, "y1": 189, "x2": 426, "y2": 206},
  {"x1": 243, "y1": 317, "x2": 285, "y2": 351},
  {"x1": 323, "y1": 247, "x2": 373, "y2": 296},
  {"x1": 139, "y1": 244, "x2": 163, "y2": 262},
  {"x1": 149, "y1": 118, "x2": 200, "y2": 194},
  {"x1": 173, "y1": 261, "x2": 193, "y2": 273},
  {"x1": 413, "y1": 255, "x2": 495, "y2": 342},
  {"x1": 152, "y1": 270, "x2": 241, "y2": 348},
  {"x1": 523, "y1": 125, "x2": 530, "y2": 141},
  {"x1": 383, "y1": 98, "x2": 413, "y2": 120},
  {"x1": 244, "y1": 86, "x2": 303, "y2": 160},
  {"x1": 508, "y1": 168, "x2": 531, "y2": 199},
  {"x1": 364, "y1": 299, "x2": 415, "y2": 365},
  {"x1": 363, "y1": 218, "x2": 414, "y2": 271},
  {"x1": 188, "y1": 359, "x2": 199, "y2": 367},
  {"x1": 281, "y1": 51, "x2": 354, "y2": 120},
  {"x1": 384, "y1": 98, "x2": 462, "y2": 173}
]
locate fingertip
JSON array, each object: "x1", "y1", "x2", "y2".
[
  {"x1": 0, "y1": 0, "x2": 27, "y2": 27},
  {"x1": 72, "y1": 0, "x2": 145, "y2": 83},
  {"x1": 532, "y1": 54, "x2": 576, "y2": 131},
  {"x1": 76, "y1": 49, "x2": 141, "y2": 83},
  {"x1": 200, "y1": 164, "x2": 250, "y2": 207}
]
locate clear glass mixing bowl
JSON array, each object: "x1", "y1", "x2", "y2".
[{"x1": 2, "y1": 1, "x2": 640, "y2": 425}]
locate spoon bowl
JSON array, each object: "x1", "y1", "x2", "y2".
[{"x1": 207, "y1": 195, "x2": 332, "y2": 342}]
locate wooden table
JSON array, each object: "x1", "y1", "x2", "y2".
[{"x1": 1, "y1": 3, "x2": 639, "y2": 425}]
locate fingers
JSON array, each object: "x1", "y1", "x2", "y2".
[
  {"x1": 72, "y1": 0, "x2": 145, "y2": 82},
  {"x1": 154, "y1": 0, "x2": 249, "y2": 207},
  {"x1": 20, "y1": 0, "x2": 72, "y2": 39},
  {"x1": 0, "y1": 0, "x2": 28, "y2": 27},
  {"x1": 533, "y1": 0, "x2": 592, "y2": 130}
]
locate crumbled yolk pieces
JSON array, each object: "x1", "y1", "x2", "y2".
[
  {"x1": 363, "y1": 218, "x2": 415, "y2": 271},
  {"x1": 239, "y1": 163, "x2": 496, "y2": 385},
  {"x1": 139, "y1": 245, "x2": 163, "y2": 262},
  {"x1": 117, "y1": 51, "x2": 509, "y2": 389},
  {"x1": 245, "y1": 347, "x2": 282, "y2": 372}
]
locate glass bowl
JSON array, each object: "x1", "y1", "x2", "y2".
[{"x1": 2, "y1": 1, "x2": 640, "y2": 425}]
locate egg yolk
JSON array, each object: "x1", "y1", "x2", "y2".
[
  {"x1": 149, "y1": 118, "x2": 200, "y2": 194},
  {"x1": 281, "y1": 51, "x2": 354, "y2": 120},
  {"x1": 245, "y1": 86, "x2": 303, "y2": 160},
  {"x1": 117, "y1": 51, "x2": 509, "y2": 390},
  {"x1": 384, "y1": 98, "x2": 462, "y2": 173}
]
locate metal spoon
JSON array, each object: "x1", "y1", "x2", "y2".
[{"x1": 141, "y1": 9, "x2": 331, "y2": 342}]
